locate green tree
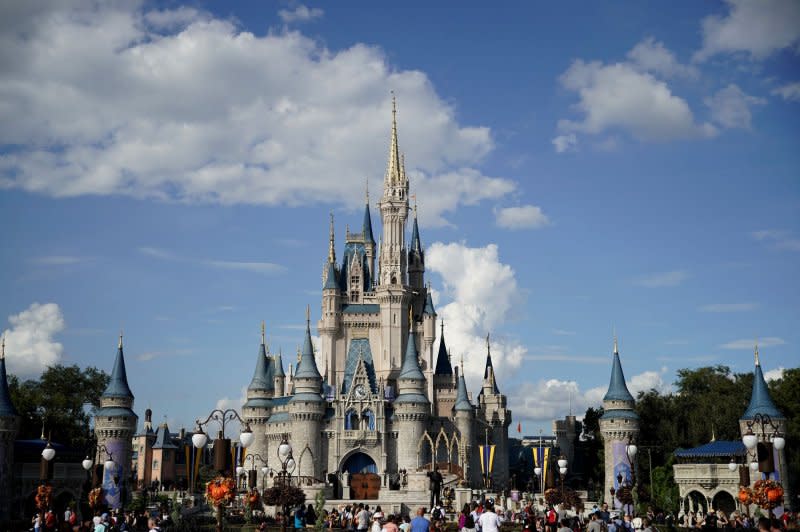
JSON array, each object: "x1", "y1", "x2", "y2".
[
  {"x1": 8, "y1": 364, "x2": 110, "y2": 451},
  {"x1": 767, "y1": 368, "x2": 800, "y2": 501}
]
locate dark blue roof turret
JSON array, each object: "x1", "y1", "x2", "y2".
[
  {"x1": 434, "y1": 322, "x2": 453, "y2": 375},
  {"x1": 295, "y1": 307, "x2": 322, "y2": 380},
  {"x1": 248, "y1": 323, "x2": 274, "y2": 392},
  {"x1": 399, "y1": 327, "x2": 425, "y2": 381},
  {"x1": 324, "y1": 261, "x2": 339, "y2": 290},
  {"x1": 274, "y1": 349, "x2": 285, "y2": 377},
  {"x1": 363, "y1": 199, "x2": 375, "y2": 244},
  {"x1": 423, "y1": 288, "x2": 436, "y2": 316},
  {"x1": 482, "y1": 334, "x2": 500, "y2": 394},
  {"x1": 741, "y1": 347, "x2": 784, "y2": 420},
  {"x1": 102, "y1": 333, "x2": 134, "y2": 400},
  {"x1": 152, "y1": 422, "x2": 178, "y2": 449},
  {"x1": 453, "y1": 372, "x2": 473, "y2": 412},
  {"x1": 410, "y1": 215, "x2": 423, "y2": 257},
  {"x1": 0, "y1": 337, "x2": 19, "y2": 417},
  {"x1": 602, "y1": 339, "x2": 634, "y2": 403}
]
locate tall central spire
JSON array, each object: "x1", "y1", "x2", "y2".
[{"x1": 384, "y1": 93, "x2": 402, "y2": 186}]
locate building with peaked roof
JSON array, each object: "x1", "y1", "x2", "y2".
[
  {"x1": 672, "y1": 346, "x2": 791, "y2": 515},
  {"x1": 599, "y1": 338, "x2": 640, "y2": 510},
  {"x1": 240, "y1": 100, "x2": 511, "y2": 501}
]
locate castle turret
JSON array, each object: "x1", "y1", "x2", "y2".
[
  {"x1": 739, "y1": 345, "x2": 789, "y2": 507},
  {"x1": 394, "y1": 322, "x2": 430, "y2": 472},
  {"x1": 0, "y1": 337, "x2": 20, "y2": 524},
  {"x1": 432, "y1": 322, "x2": 457, "y2": 415},
  {"x1": 289, "y1": 308, "x2": 325, "y2": 479},
  {"x1": 363, "y1": 188, "x2": 376, "y2": 285},
  {"x1": 274, "y1": 349, "x2": 286, "y2": 397},
  {"x1": 422, "y1": 286, "x2": 437, "y2": 402},
  {"x1": 453, "y1": 363, "x2": 477, "y2": 485},
  {"x1": 243, "y1": 322, "x2": 275, "y2": 488},
  {"x1": 477, "y1": 334, "x2": 511, "y2": 488},
  {"x1": 94, "y1": 333, "x2": 138, "y2": 509},
  {"x1": 321, "y1": 214, "x2": 342, "y2": 337},
  {"x1": 408, "y1": 204, "x2": 425, "y2": 297},
  {"x1": 598, "y1": 337, "x2": 639, "y2": 507}
]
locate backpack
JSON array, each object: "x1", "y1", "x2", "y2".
[
  {"x1": 69, "y1": 513, "x2": 77, "y2": 525},
  {"x1": 433, "y1": 508, "x2": 443, "y2": 521},
  {"x1": 45, "y1": 513, "x2": 56, "y2": 527},
  {"x1": 547, "y1": 510, "x2": 557, "y2": 524}
]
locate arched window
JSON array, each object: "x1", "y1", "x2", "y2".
[
  {"x1": 345, "y1": 409, "x2": 360, "y2": 430},
  {"x1": 362, "y1": 409, "x2": 376, "y2": 431}
]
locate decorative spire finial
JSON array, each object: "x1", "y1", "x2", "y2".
[
  {"x1": 486, "y1": 332, "x2": 490, "y2": 352},
  {"x1": 440, "y1": 319, "x2": 444, "y2": 334},
  {"x1": 613, "y1": 327, "x2": 618, "y2": 355},
  {"x1": 261, "y1": 321, "x2": 266, "y2": 345},
  {"x1": 409, "y1": 306, "x2": 413, "y2": 326},
  {"x1": 1, "y1": 333, "x2": 4, "y2": 360},
  {"x1": 306, "y1": 305, "x2": 311, "y2": 329},
  {"x1": 754, "y1": 340, "x2": 760, "y2": 366},
  {"x1": 412, "y1": 193, "x2": 417, "y2": 218},
  {"x1": 119, "y1": 329, "x2": 124, "y2": 349},
  {"x1": 392, "y1": 91, "x2": 396, "y2": 121},
  {"x1": 365, "y1": 178, "x2": 369, "y2": 204},
  {"x1": 328, "y1": 212, "x2": 336, "y2": 263},
  {"x1": 461, "y1": 353, "x2": 464, "y2": 371}
]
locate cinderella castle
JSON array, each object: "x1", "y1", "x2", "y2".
[{"x1": 239, "y1": 100, "x2": 512, "y2": 499}]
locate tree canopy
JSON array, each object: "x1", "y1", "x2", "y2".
[{"x1": 8, "y1": 364, "x2": 110, "y2": 451}]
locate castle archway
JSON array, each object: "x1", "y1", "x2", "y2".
[{"x1": 342, "y1": 452, "x2": 379, "y2": 500}]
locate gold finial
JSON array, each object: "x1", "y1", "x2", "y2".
[
  {"x1": 328, "y1": 212, "x2": 336, "y2": 263},
  {"x1": 613, "y1": 326, "x2": 618, "y2": 355},
  {"x1": 1, "y1": 334, "x2": 5, "y2": 360},
  {"x1": 306, "y1": 305, "x2": 311, "y2": 328},
  {"x1": 119, "y1": 329, "x2": 124, "y2": 349},
  {"x1": 754, "y1": 340, "x2": 760, "y2": 366},
  {"x1": 412, "y1": 193, "x2": 417, "y2": 217},
  {"x1": 297, "y1": 346, "x2": 301, "y2": 363},
  {"x1": 409, "y1": 306, "x2": 414, "y2": 326},
  {"x1": 261, "y1": 321, "x2": 266, "y2": 345},
  {"x1": 391, "y1": 91, "x2": 396, "y2": 120}
]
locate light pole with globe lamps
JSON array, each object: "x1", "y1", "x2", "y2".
[
  {"x1": 275, "y1": 436, "x2": 297, "y2": 532},
  {"x1": 558, "y1": 456, "x2": 568, "y2": 508},
  {"x1": 81, "y1": 444, "x2": 121, "y2": 514},
  {"x1": 244, "y1": 453, "x2": 269, "y2": 491},
  {"x1": 742, "y1": 413, "x2": 786, "y2": 516},
  {"x1": 625, "y1": 437, "x2": 638, "y2": 514}
]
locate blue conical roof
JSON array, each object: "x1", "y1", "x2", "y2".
[
  {"x1": 274, "y1": 351, "x2": 285, "y2": 377},
  {"x1": 399, "y1": 329, "x2": 425, "y2": 380},
  {"x1": 602, "y1": 349, "x2": 634, "y2": 402},
  {"x1": 483, "y1": 342, "x2": 500, "y2": 394},
  {"x1": 410, "y1": 216, "x2": 422, "y2": 255},
  {"x1": 0, "y1": 346, "x2": 19, "y2": 417},
  {"x1": 152, "y1": 422, "x2": 178, "y2": 449},
  {"x1": 423, "y1": 290, "x2": 436, "y2": 315},
  {"x1": 363, "y1": 202, "x2": 375, "y2": 244},
  {"x1": 102, "y1": 336, "x2": 134, "y2": 399},
  {"x1": 434, "y1": 325, "x2": 453, "y2": 375},
  {"x1": 248, "y1": 340, "x2": 274, "y2": 391},
  {"x1": 295, "y1": 314, "x2": 322, "y2": 380},
  {"x1": 324, "y1": 261, "x2": 339, "y2": 290},
  {"x1": 742, "y1": 358, "x2": 783, "y2": 420},
  {"x1": 453, "y1": 373, "x2": 473, "y2": 412}
]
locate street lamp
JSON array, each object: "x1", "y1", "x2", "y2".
[
  {"x1": 275, "y1": 435, "x2": 296, "y2": 532},
  {"x1": 558, "y1": 456, "x2": 568, "y2": 508},
  {"x1": 625, "y1": 436, "x2": 638, "y2": 513},
  {"x1": 244, "y1": 453, "x2": 269, "y2": 491},
  {"x1": 741, "y1": 413, "x2": 787, "y2": 517}
]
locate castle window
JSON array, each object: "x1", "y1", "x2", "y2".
[
  {"x1": 345, "y1": 409, "x2": 360, "y2": 430},
  {"x1": 362, "y1": 409, "x2": 376, "y2": 431}
]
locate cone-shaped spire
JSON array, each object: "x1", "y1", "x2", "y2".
[
  {"x1": 274, "y1": 348, "x2": 285, "y2": 377},
  {"x1": 742, "y1": 345, "x2": 783, "y2": 420},
  {"x1": 434, "y1": 321, "x2": 453, "y2": 375},
  {"x1": 295, "y1": 306, "x2": 322, "y2": 380},
  {"x1": 363, "y1": 191, "x2": 375, "y2": 244},
  {"x1": 602, "y1": 340, "x2": 634, "y2": 402},
  {"x1": 102, "y1": 331, "x2": 134, "y2": 399},
  {"x1": 0, "y1": 335, "x2": 19, "y2": 417},
  {"x1": 482, "y1": 333, "x2": 500, "y2": 394},
  {"x1": 399, "y1": 326, "x2": 425, "y2": 380},
  {"x1": 453, "y1": 370, "x2": 473, "y2": 412},
  {"x1": 384, "y1": 93, "x2": 402, "y2": 186},
  {"x1": 410, "y1": 205, "x2": 422, "y2": 256},
  {"x1": 423, "y1": 285, "x2": 436, "y2": 315},
  {"x1": 248, "y1": 322, "x2": 273, "y2": 392}
]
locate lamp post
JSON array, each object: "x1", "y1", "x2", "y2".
[
  {"x1": 625, "y1": 436, "x2": 638, "y2": 515},
  {"x1": 81, "y1": 444, "x2": 121, "y2": 514},
  {"x1": 742, "y1": 413, "x2": 786, "y2": 516},
  {"x1": 192, "y1": 408, "x2": 255, "y2": 532},
  {"x1": 534, "y1": 430, "x2": 543, "y2": 506},
  {"x1": 244, "y1": 453, "x2": 269, "y2": 491},
  {"x1": 276, "y1": 436, "x2": 296, "y2": 532},
  {"x1": 558, "y1": 456, "x2": 568, "y2": 508}
]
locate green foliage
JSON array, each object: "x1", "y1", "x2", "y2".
[
  {"x1": 313, "y1": 490, "x2": 326, "y2": 532},
  {"x1": 128, "y1": 493, "x2": 147, "y2": 513},
  {"x1": 767, "y1": 368, "x2": 800, "y2": 500},
  {"x1": 170, "y1": 493, "x2": 181, "y2": 524},
  {"x1": 8, "y1": 364, "x2": 110, "y2": 450},
  {"x1": 649, "y1": 456, "x2": 680, "y2": 513},
  {"x1": 262, "y1": 484, "x2": 306, "y2": 508}
]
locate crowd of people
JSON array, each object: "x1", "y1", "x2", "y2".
[{"x1": 30, "y1": 506, "x2": 169, "y2": 532}]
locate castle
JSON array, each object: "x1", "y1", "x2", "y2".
[{"x1": 239, "y1": 100, "x2": 512, "y2": 499}]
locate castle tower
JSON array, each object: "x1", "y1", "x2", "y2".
[
  {"x1": 242, "y1": 322, "x2": 275, "y2": 488},
  {"x1": 477, "y1": 335, "x2": 511, "y2": 488},
  {"x1": 132, "y1": 408, "x2": 157, "y2": 488},
  {"x1": 94, "y1": 333, "x2": 138, "y2": 509},
  {"x1": 432, "y1": 322, "x2": 457, "y2": 416},
  {"x1": 598, "y1": 337, "x2": 640, "y2": 507},
  {"x1": 422, "y1": 287, "x2": 437, "y2": 402},
  {"x1": 289, "y1": 308, "x2": 325, "y2": 479},
  {"x1": 408, "y1": 205, "x2": 425, "y2": 305},
  {"x1": 394, "y1": 323, "x2": 430, "y2": 472},
  {"x1": 0, "y1": 337, "x2": 20, "y2": 524},
  {"x1": 376, "y1": 97, "x2": 413, "y2": 372},
  {"x1": 274, "y1": 349, "x2": 286, "y2": 397},
  {"x1": 363, "y1": 189, "x2": 376, "y2": 285},
  {"x1": 453, "y1": 363, "x2": 477, "y2": 485},
  {"x1": 321, "y1": 214, "x2": 342, "y2": 352},
  {"x1": 739, "y1": 346, "x2": 789, "y2": 507}
]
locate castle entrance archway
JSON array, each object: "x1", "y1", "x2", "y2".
[{"x1": 342, "y1": 452, "x2": 380, "y2": 500}]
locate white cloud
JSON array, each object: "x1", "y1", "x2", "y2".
[
  {"x1": 426, "y1": 242, "x2": 525, "y2": 388},
  {"x1": 2, "y1": 302, "x2": 65, "y2": 376},
  {"x1": 557, "y1": 60, "x2": 716, "y2": 142},
  {"x1": 627, "y1": 37, "x2": 699, "y2": 79},
  {"x1": 552, "y1": 134, "x2": 577, "y2": 153},
  {"x1": 698, "y1": 303, "x2": 758, "y2": 312},
  {"x1": 705, "y1": 84, "x2": 766, "y2": 130},
  {"x1": 751, "y1": 229, "x2": 800, "y2": 251},
  {"x1": 553, "y1": 329, "x2": 576, "y2": 336},
  {"x1": 694, "y1": 0, "x2": 800, "y2": 61},
  {"x1": 0, "y1": 3, "x2": 510, "y2": 227},
  {"x1": 510, "y1": 368, "x2": 670, "y2": 422},
  {"x1": 720, "y1": 337, "x2": 785, "y2": 349},
  {"x1": 495, "y1": 205, "x2": 550, "y2": 230},
  {"x1": 764, "y1": 367, "x2": 785, "y2": 381},
  {"x1": 31, "y1": 255, "x2": 89, "y2": 265},
  {"x1": 213, "y1": 385, "x2": 249, "y2": 436},
  {"x1": 139, "y1": 246, "x2": 287, "y2": 275},
  {"x1": 278, "y1": 5, "x2": 324, "y2": 23},
  {"x1": 772, "y1": 82, "x2": 800, "y2": 101},
  {"x1": 136, "y1": 348, "x2": 193, "y2": 362},
  {"x1": 633, "y1": 270, "x2": 689, "y2": 287}
]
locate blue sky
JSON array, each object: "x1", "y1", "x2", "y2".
[{"x1": 0, "y1": 1, "x2": 798, "y2": 437}]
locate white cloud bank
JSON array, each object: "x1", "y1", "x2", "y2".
[
  {"x1": 694, "y1": 0, "x2": 800, "y2": 61},
  {"x1": 3, "y1": 303, "x2": 65, "y2": 377},
  {"x1": 426, "y1": 242, "x2": 526, "y2": 388},
  {"x1": 705, "y1": 85, "x2": 765, "y2": 130},
  {"x1": 495, "y1": 205, "x2": 550, "y2": 230},
  {"x1": 633, "y1": 270, "x2": 689, "y2": 288},
  {"x1": 278, "y1": 5, "x2": 324, "y2": 23},
  {"x1": 720, "y1": 337, "x2": 785, "y2": 350},
  {"x1": 0, "y1": 3, "x2": 515, "y2": 227}
]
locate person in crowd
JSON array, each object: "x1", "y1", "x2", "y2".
[
  {"x1": 586, "y1": 512, "x2": 604, "y2": 532},
  {"x1": 477, "y1": 503, "x2": 504, "y2": 532},
  {"x1": 383, "y1": 514, "x2": 400, "y2": 532},
  {"x1": 399, "y1": 514, "x2": 412, "y2": 532},
  {"x1": 410, "y1": 508, "x2": 430, "y2": 532}
]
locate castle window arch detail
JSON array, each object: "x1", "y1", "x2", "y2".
[
  {"x1": 362, "y1": 409, "x2": 376, "y2": 430},
  {"x1": 345, "y1": 408, "x2": 360, "y2": 430}
]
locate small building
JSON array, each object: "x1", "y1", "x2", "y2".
[{"x1": 673, "y1": 440, "x2": 746, "y2": 515}]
